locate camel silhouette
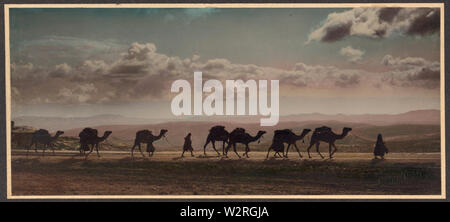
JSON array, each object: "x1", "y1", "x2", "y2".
[
  {"x1": 79, "y1": 128, "x2": 112, "y2": 158},
  {"x1": 131, "y1": 129, "x2": 168, "y2": 158},
  {"x1": 306, "y1": 126, "x2": 352, "y2": 159},
  {"x1": 27, "y1": 129, "x2": 64, "y2": 156},
  {"x1": 203, "y1": 125, "x2": 229, "y2": 156},
  {"x1": 267, "y1": 129, "x2": 311, "y2": 159},
  {"x1": 225, "y1": 128, "x2": 266, "y2": 158}
]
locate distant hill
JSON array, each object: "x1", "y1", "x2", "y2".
[
  {"x1": 12, "y1": 114, "x2": 169, "y2": 132},
  {"x1": 12, "y1": 109, "x2": 440, "y2": 132}
]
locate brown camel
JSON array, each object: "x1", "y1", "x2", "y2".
[
  {"x1": 79, "y1": 128, "x2": 112, "y2": 158},
  {"x1": 131, "y1": 129, "x2": 168, "y2": 158},
  {"x1": 225, "y1": 128, "x2": 266, "y2": 158},
  {"x1": 203, "y1": 125, "x2": 229, "y2": 156},
  {"x1": 27, "y1": 129, "x2": 64, "y2": 156},
  {"x1": 266, "y1": 129, "x2": 311, "y2": 159},
  {"x1": 306, "y1": 126, "x2": 352, "y2": 159}
]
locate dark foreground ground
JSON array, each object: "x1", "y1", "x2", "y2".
[{"x1": 11, "y1": 151, "x2": 442, "y2": 196}]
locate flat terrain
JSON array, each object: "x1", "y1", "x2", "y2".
[{"x1": 11, "y1": 150, "x2": 442, "y2": 196}]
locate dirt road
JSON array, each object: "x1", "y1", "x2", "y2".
[{"x1": 10, "y1": 150, "x2": 442, "y2": 196}]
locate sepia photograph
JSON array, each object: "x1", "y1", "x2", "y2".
[{"x1": 3, "y1": 3, "x2": 446, "y2": 199}]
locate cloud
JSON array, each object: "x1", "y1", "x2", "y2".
[
  {"x1": 10, "y1": 41, "x2": 440, "y2": 105},
  {"x1": 381, "y1": 54, "x2": 440, "y2": 89},
  {"x1": 340, "y1": 46, "x2": 365, "y2": 62},
  {"x1": 307, "y1": 8, "x2": 440, "y2": 43}
]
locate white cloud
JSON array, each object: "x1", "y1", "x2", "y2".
[{"x1": 340, "y1": 46, "x2": 365, "y2": 62}]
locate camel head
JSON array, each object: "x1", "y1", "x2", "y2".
[
  {"x1": 55, "y1": 131, "x2": 64, "y2": 136},
  {"x1": 257, "y1": 130, "x2": 267, "y2": 137},
  {"x1": 303, "y1": 129, "x2": 312, "y2": 134},
  {"x1": 160, "y1": 129, "x2": 168, "y2": 136},
  {"x1": 343, "y1": 127, "x2": 352, "y2": 133},
  {"x1": 103, "y1": 131, "x2": 113, "y2": 139}
]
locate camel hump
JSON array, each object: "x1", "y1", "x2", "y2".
[
  {"x1": 314, "y1": 126, "x2": 332, "y2": 133},
  {"x1": 274, "y1": 129, "x2": 291, "y2": 136},
  {"x1": 35, "y1": 129, "x2": 50, "y2": 135},
  {"x1": 210, "y1": 125, "x2": 226, "y2": 133},
  {"x1": 232, "y1": 128, "x2": 246, "y2": 135},
  {"x1": 79, "y1": 127, "x2": 98, "y2": 138}
]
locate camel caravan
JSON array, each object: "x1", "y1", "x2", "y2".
[{"x1": 15, "y1": 121, "x2": 359, "y2": 159}]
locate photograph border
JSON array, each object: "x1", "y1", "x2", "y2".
[{"x1": 3, "y1": 2, "x2": 446, "y2": 200}]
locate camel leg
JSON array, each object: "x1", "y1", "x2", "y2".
[
  {"x1": 95, "y1": 144, "x2": 100, "y2": 157},
  {"x1": 137, "y1": 144, "x2": 145, "y2": 157},
  {"x1": 86, "y1": 144, "x2": 94, "y2": 158},
  {"x1": 191, "y1": 150, "x2": 194, "y2": 157},
  {"x1": 276, "y1": 152, "x2": 283, "y2": 158},
  {"x1": 266, "y1": 147, "x2": 271, "y2": 159},
  {"x1": 203, "y1": 136, "x2": 211, "y2": 156},
  {"x1": 316, "y1": 143, "x2": 324, "y2": 159},
  {"x1": 181, "y1": 150, "x2": 185, "y2": 157},
  {"x1": 294, "y1": 143, "x2": 302, "y2": 158},
  {"x1": 232, "y1": 144, "x2": 241, "y2": 158},
  {"x1": 285, "y1": 144, "x2": 291, "y2": 158},
  {"x1": 244, "y1": 144, "x2": 250, "y2": 158},
  {"x1": 306, "y1": 143, "x2": 314, "y2": 158},
  {"x1": 211, "y1": 141, "x2": 221, "y2": 156},
  {"x1": 131, "y1": 142, "x2": 137, "y2": 158},
  {"x1": 331, "y1": 143, "x2": 338, "y2": 157},
  {"x1": 328, "y1": 143, "x2": 333, "y2": 159},
  {"x1": 51, "y1": 144, "x2": 55, "y2": 156}
]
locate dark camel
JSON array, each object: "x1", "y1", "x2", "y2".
[
  {"x1": 266, "y1": 129, "x2": 311, "y2": 159},
  {"x1": 203, "y1": 125, "x2": 229, "y2": 156},
  {"x1": 27, "y1": 129, "x2": 64, "y2": 156},
  {"x1": 79, "y1": 128, "x2": 112, "y2": 158},
  {"x1": 131, "y1": 129, "x2": 168, "y2": 158},
  {"x1": 225, "y1": 128, "x2": 266, "y2": 158},
  {"x1": 306, "y1": 126, "x2": 352, "y2": 159}
]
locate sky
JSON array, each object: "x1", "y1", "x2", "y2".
[{"x1": 9, "y1": 7, "x2": 441, "y2": 118}]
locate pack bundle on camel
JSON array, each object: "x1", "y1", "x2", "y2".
[
  {"x1": 78, "y1": 127, "x2": 112, "y2": 158},
  {"x1": 131, "y1": 129, "x2": 168, "y2": 158},
  {"x1": 203, "y1": 125, "x2": 230, "y2": 156},
  {"x1": 266, "y1": 128, "x2": 311, "y2": 159}
]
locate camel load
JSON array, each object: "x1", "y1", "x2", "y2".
[{"x1": 78, "y1": 128, "x2": 112, "y2": 158}]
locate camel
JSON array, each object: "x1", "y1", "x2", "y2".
[
  {"x1": 203, "y1": 125, "x2": 229, "y2": 156},
  {"x1": 225, "y1": 128, "x2": 266, "y2": 158},
  {"x1": 306, "y1": 126, "x2": 352, "y2": 159},
  {"x1": 79, "y1": 128, "x2": 112, "y2": 158},
  {"x1": 266, "y1": 129, "x2": 311, "y2": 159},
  {"x1": 131, "y1": 129, "x2": 168, "y2": 158},
  {"x1": 27, "y1": 129, "x2": 64, "y2": 156}
]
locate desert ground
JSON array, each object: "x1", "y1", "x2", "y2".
[{"x1": 11, "y1": 150, "x2": 441, "y2": 196}]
